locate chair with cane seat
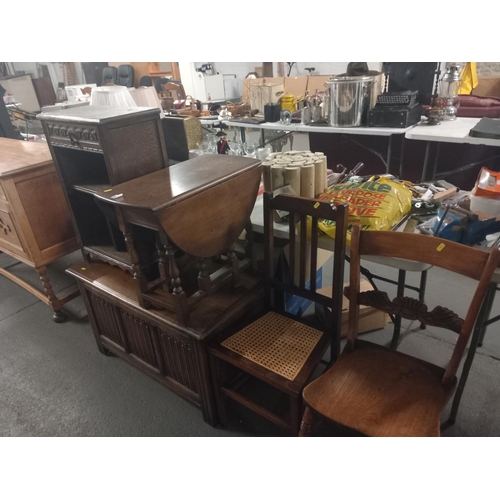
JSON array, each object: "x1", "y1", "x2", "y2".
[
  {"x1": 208, "y1": 192, "x2": 348, "y2": 435},
  {"x1": 299, "y1": 225, "x2": 500, "y2": 437}
]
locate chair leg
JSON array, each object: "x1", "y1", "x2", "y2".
[
  {"x1": 298, "y1": 406, "x2": 316, "y2": 437},
  {"x1": 290, "y1": 395, "x2": 302, "y2": 436},
  {"x1": 208, "y1": 353, "x2": 228, "y2": 427}
]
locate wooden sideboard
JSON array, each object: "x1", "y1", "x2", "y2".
[{"x1": 0, "y1": 138, "x2": 79, "y2": 321}]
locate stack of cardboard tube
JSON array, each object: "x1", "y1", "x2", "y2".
[{"x1": 262, "y1": 150, "x2": 328, "y2": 198}]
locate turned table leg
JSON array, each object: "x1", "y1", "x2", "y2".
[
  {"x1": 36, "y1": 265, "x2": 66, "y2": 323},
  {"x1": 165, "y1": 239, "x2": 189, "y2": 324},
  {"x1": 198, "y1": 258, "x2": 212, "y2": 293},
  {"x1": 156, "y1": 235, "x2": 170, "y2": 291},
  {"x1": 228, "y1": 245, "x2": 241, "y2": 288}
]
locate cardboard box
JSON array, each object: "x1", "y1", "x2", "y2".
[
  {"x1": 284, "y1": 76, "x2": 308, "y2": 98},
  {"x1": 242, "y1": 77, "x2": 284, "y2": 103},
  {"x1": 317, "y1": 280, "x2": 389, "y2": 337},
  {"x1": 306, "y1": 75, "x2": 334, "y2": 96},
  {"x1": 473, "y1": 77, "x2": 500, "y2": 99},
  {"x1": 249, "y1": 81, "x2": 285, "y2": 113}
]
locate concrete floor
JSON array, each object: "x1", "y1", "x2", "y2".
[{"x1": 1, "y1": 246, "x2": 500, "y2": 437}]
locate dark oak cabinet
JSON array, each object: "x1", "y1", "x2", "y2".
[{"x1": 38, "y1": 106, "x2": 169, "y2": 272}]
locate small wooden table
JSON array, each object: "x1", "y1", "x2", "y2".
[
  {"x1": 0, "y1": 138, "x2": 80, "y2": 321},
  {"x1": 92, "y1": 155, "x2": 262, "y2": 324}
]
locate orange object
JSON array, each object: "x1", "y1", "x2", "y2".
[{"x1": 472, "y1": 167, "x2": 500, "y2": 199}]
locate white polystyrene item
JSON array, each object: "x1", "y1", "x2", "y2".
[
  {"x1": 129, "y1": 86, "x2": 164, "y2": 116},
  {"x1": 90, "y1": 86, "x2": 137, "y2": 107},
  {"x1": 470, "y1": 194, "x2": 500, "y2": 215}
]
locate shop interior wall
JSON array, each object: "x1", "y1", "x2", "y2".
[
  {"x1": 9, "y1": 62, "x2": 80, "y2": 93},
  {"x1": 9, "y1": 61, "x2": 500, "y2": 89}
]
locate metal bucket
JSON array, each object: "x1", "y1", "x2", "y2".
[{"x1": 326, "y1": 75, "x2": 374, "y2": 127}]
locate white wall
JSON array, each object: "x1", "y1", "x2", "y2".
[
  {"x1": 0, "y1": 74, "x2": 40, "y2": 112},
  {"x1": 181, "y1": 62, "x2": 384, "y2": 101},
  {"x1": 208, "y1": 62, "x2": 383, "y2": 79},
  {"x1": 11, "y1": 62, "x2": 68, "y2": 93},
  {"x1": 212, "y1": 62, "x2": 263, "y2": 77},
  {"x1": 278, "y1": 62, "x2": 382, "y2": 76}
]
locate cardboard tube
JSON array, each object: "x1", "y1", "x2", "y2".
[
  {"x1": 285, "y1": 166, "x2": 301, "y2": 196},
  {"x1": 300, "y1": 164, "x2": 315, "y2": 198},
  {"x1": 271, "y1": 165, "x2": 285, "y2": 190},
  {"x1": 321, "y1": 155, "x2": 328, "y2": 190},
  {"x1": 314, "y1": 159, "x2": 325, "y2": 196}
]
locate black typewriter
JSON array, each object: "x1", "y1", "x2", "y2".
[
  {"x1": 375, "y1": 91, "x2": 419, "y2": 107},
  {"x1": 368, "y1": 91, "x2": 422, "y2": 128}
]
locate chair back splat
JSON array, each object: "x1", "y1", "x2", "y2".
[{"x1": 264, "y1": 192, "x2": 348, "y2": 359}]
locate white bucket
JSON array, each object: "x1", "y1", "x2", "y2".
[{"x1": 470, "y1": 194, "x2": 500, "y2": 216}]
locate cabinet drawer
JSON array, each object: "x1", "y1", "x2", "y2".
[
  {"x1": 45, "y1": 121, "x2": 103, "y2": 153},
  {"x1": 0, "y1": 182, "x2": 6, "y2": 201},
  {"x1": 0, "y1": 210, "x2": 23, "y2": 249}
]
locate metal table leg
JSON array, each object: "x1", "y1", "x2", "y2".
[
  {"x1": 386, "y1": 135, "x2": 393, "y2": 175},
  {"x1": 399, "y1": 136, "x2": 405, "y2": 179},
  {"x1": 419, "y1": 270, "x2": 428, "y2": 330},
  {"x1": 390, "y1": 269, "x2": 407, "y2": 349},
  {"x1": 431, "y1": 143, "x2": 441, "y2": 180},
  {"x1": 477, "y1": 284, "x2": 498, "y2": 347},
  {"x1": 420, "y1": 142, "x2": 432, "y2": 182}
]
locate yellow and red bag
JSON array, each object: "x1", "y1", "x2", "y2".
[{"x1": 317, "y1": 176, "x2": 413, "y2": 240}]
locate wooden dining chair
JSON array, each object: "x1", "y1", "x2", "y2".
[
  {"x1": 207, "y1": 192, "x2": 348, "y2": 435},
  {"x1": 299, "y1": 224, "x2": 500, "y2": 437},
  {"x1": 161, "y1": 81, "x2": 186, "y2": 101}
]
